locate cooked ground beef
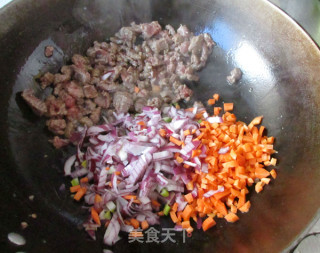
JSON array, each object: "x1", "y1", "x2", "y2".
[
  {"x1": 21, "y1": 21, "x2": 215, "y2": 148},
  {"x1": 44, "y1": 46, "x2": 54, "y2": 57},
  {"x1": 227, "y1": 67, "x2": 242, "y2": 84}
]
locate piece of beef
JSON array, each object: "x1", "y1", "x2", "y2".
[
  {"x1": 40, "y1": 72, "x2": 54, "y2": 89},
  {"x1": 79, "y1": 116, "x2": 93, "y2": 127},
  {"x1": 90, "y1": 107, "x2": 101, "y2": 124},
  {"x1": 64, "y1": 121, "x2": 75, "y2": 138},
  {"x1": 83, "y1": 85, "x2": 98, "y2": 98},
  {"x1": 72, "y1": 54, "x2": 89, "y2": 67},
  {"x1": 73, "y1": 65, "x2": 91, "y2": 84},
  {"x1": 227, "y1": 68, "x2": 242, "y2": 84},
  {"x1": 54, "y1": 73, "x2": 70, "y2": 85},
  {"x1": 44, "y1": 46, "x2": 54, "y2": 57},
  {"x1": 113, "y1": 91, "x2": 133, "y2": 113},
  {"x1": 147, "y1": 97, "x2": 163, "y2": 108},
  {"x1": 148, "y1": 38, "x2": 169, "y2": 54},
  {"x1": 115, "y1": 26, "x2": 137, "y2": 46},
  {"x1": 46, "y1": 119, "x2": 66, "y2": 135},
  {"x1": 21, "y1": 89, "x2": 47, "y2": 116},
  {"x1": 134, "y1": 97, "x2": 147, "y2": 112},
  {"x1": 51, "y1": 136, "x2": 70, "y2": 149},
  {"x1": 46, "y1": 96, "x2": 67, "y2": 117},
  {"x1": 133, "y1": 21, "x2": 162, "y2": 39},
  {"x1": 66, "y1": 81, "x2": 84, "y2": 99},
  {"x1": 93, "y1": 92, "x2": 111, "y2": 109}
]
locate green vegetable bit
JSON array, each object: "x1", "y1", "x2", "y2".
[
  {"x1": 163, "y1": 117, "x2": 172, "y2": 123},
  {"x1": 71, "y1": 178, "x2": 79, "y2": 186},
  {"x1": 163, "y1": 204, "x2": 171, "y2": 216},
  {"x1": 198, "y1": 119, "x2": 202, "y2": 123},
  {"x1": 160, "y1": 188, "x2": 169, "y2": 197},
  {"x1": 104, "y1": 210, "x2": 112, "y2": 220},
  {"x1": 81, "y1": 160, "x2": 87, "y2": 168}
]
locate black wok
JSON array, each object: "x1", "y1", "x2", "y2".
[{"x1": 1, "y1": 0, "x2": 320, "y2": 252}]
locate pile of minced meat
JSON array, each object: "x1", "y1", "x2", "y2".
[{"x1": 21, "y1": 21, "x2": 215, "y2": 148}]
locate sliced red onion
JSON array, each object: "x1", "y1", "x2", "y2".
[
  {"x1": 152, "y1": 151, "x2": 173, "y2": 161},
  {"x1": 101, "y1": 72, "x2": 112, "y2": 81},
  {"x1": 218, "y1": 146, "x2": 230, "y2": 154},
  {"x1": 184, "y1": 161, "x2": 197, "y2": 167},
  {"x1": 136, "y1": 214, "x2": 146, "y2": 222},
  {"x1": 207, "y1": 116, "x2": 223, "y2": 123},
  {"x1": 191, "y1": 185, "x2": 198, "y2": 198},
  {"x1": 104, "y1": 214, "x2": 120, "y2": 246},
  {"x1": 203, "y1": 187, "x2": 225, "y2": 198},
  {"x1": 201, "y1": 163, "x2": 209, "y2": 173},
  {"x1": 197, "y1": 217, "x2": 203, "y2": 230},
  {"x1": 64, "y1": 155, "x2": 76, "y2": 176}
]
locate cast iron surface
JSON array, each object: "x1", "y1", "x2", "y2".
[{"x1": 1, "y1": 0, "x2": 320, "y2": 252}]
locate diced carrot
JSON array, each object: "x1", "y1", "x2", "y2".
[
  {"x1": 137, "y1": 121, "x2": 145, "y2": 126},
  {"x1": 80, "y1": 177, "x2": 89, "y2": 183},
  {"x1": 182, "y1": 205, "x2": 194, "y2": 221},
  {"x1": 239, "y1": 201, "x2": 251, "y2": 213},
  {"x1": 202, "y1": 216, "x2": 216, "y2": 231},
  {"x1": 151, "y1": 200, "x2": 161, "y2": 207},
  {"x1": 214, "y1": 107, "x2": 222, "y2": 116},
  {"x1": 74, "y1": 187, "x2": 87, "y2": 201},
  {"x1": 270, "y1": 169, "x2": 277, "y2": 179},
  {"x1": 184, "y1": 193, "x2": 194, "y2": 204},
  {"x1": 70, "y1": 185, "x2": 81, "y2": 193},
  {"x1": 159, "y1": 129, "x2": 167, "y2": 137},
  {"x1": 182, "y1": 220, "x2": 191, "y2": 229},
  {"x1": 105, "y1": 167, "x2": 110, "y2": 171},
  {"x1": 94, "y1": 194, "x2": 102, "y2": 203},
  {"x1": 170, "y1": 136, "x2": 183, "y2": 146},
  {"x1": 170, "y1": 211, "x2": 179, "y2": 223},
  {"x1": 214, "y1": 189, "x2": 231, "y2": 200},
  {"x1": 114, "y1": 171, "x2": 121, "y2": 176},
  {"x1": 134, "y1": 86, "x2": 140, "y2": 93},
  {"x1": 123, "y1": 195, "x2": 137, "y2": 200},
  {"x1": 225, "y1": 213, "x2": 239, "y2": 223},
  {"x1": 224, "y1": 103, "x2": 234, "y2": 111},
  {"x1": 172, "y1": 203, "x2": 178, "y2": 213},
  {"x1": 255, "y1": 167, "x2": 270, "y2": 179},
  {"x1": 176, "y1": 156, "x2": 184, "y2": 163},
  {"x1": 208, "y1": 98, "x2": 216, "y2": 105},
  {"x1": 91, "y1": 208, "x2": 101, "y2": 226},
  {"x1": 141, "y1": 220, "x2": 149, "y2": 230},
  {"x1": 255, "y1": 181, "x2": 264, "y2": 193},
  {"x1": 184, "y1": 129, "x2": 191, "y2": 136},
  {"x1": 130, "y1": 218, "x2": 140, "y2": 229},
  {"x1": 158, "y1": 211, "x2": 164, "y2": 216},
  {"x1": 231, "y1": 205, "x2": 237, "y2": 214}
]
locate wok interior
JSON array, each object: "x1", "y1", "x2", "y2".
[{"x1": 1, "y1": 0, "x2": 320, "y2": 252}]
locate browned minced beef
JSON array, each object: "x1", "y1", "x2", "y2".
[
  {"x1": 21, "y1": 89, "x2": 47, "y2": 116},
  {"x1": 21, "y1": 21, "x2": 215, "y2": 148},
  {"x1": 227, "y1": 67, "x2": 242, "y2": 84},
  {"x1": 44, "y1": 46, "x2": 54, "y2": 57}
]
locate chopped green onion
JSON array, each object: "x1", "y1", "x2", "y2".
[
  {"x1": 106, "y1": 201, "x2": 116, "y2": 212},
  {"x1": 198, "y1": 119, "x2": 202, "y2": 123},
  {"x1": 163, "y1": 204, "x2": 171, "y2": 216},
  {"x1": 81, "y1": 160, "x2": 87, "y2": 168},
  {"x1": 71, "y1": 178, "x2": 79, "y2": 186},
  {"x1": 163, "y1": 117, "x2": 172, "y2": 123},
  {"x1": 160, "y1": 188, "x2": 169, "y2": 197},
  {"x1": 104, "y1": 210, "x2": 112, "y2": 220}
]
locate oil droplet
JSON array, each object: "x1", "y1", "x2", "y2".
[
  {"x1": 8, "y1": 233, "x2": 26, "y2": 246},
  {"x1": 248, "y1": 88, "x2": 253, "y2": 93}
]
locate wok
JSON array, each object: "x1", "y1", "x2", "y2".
[{"x1": 1, "y1": 0, "x2": 320, "y2": 252}]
